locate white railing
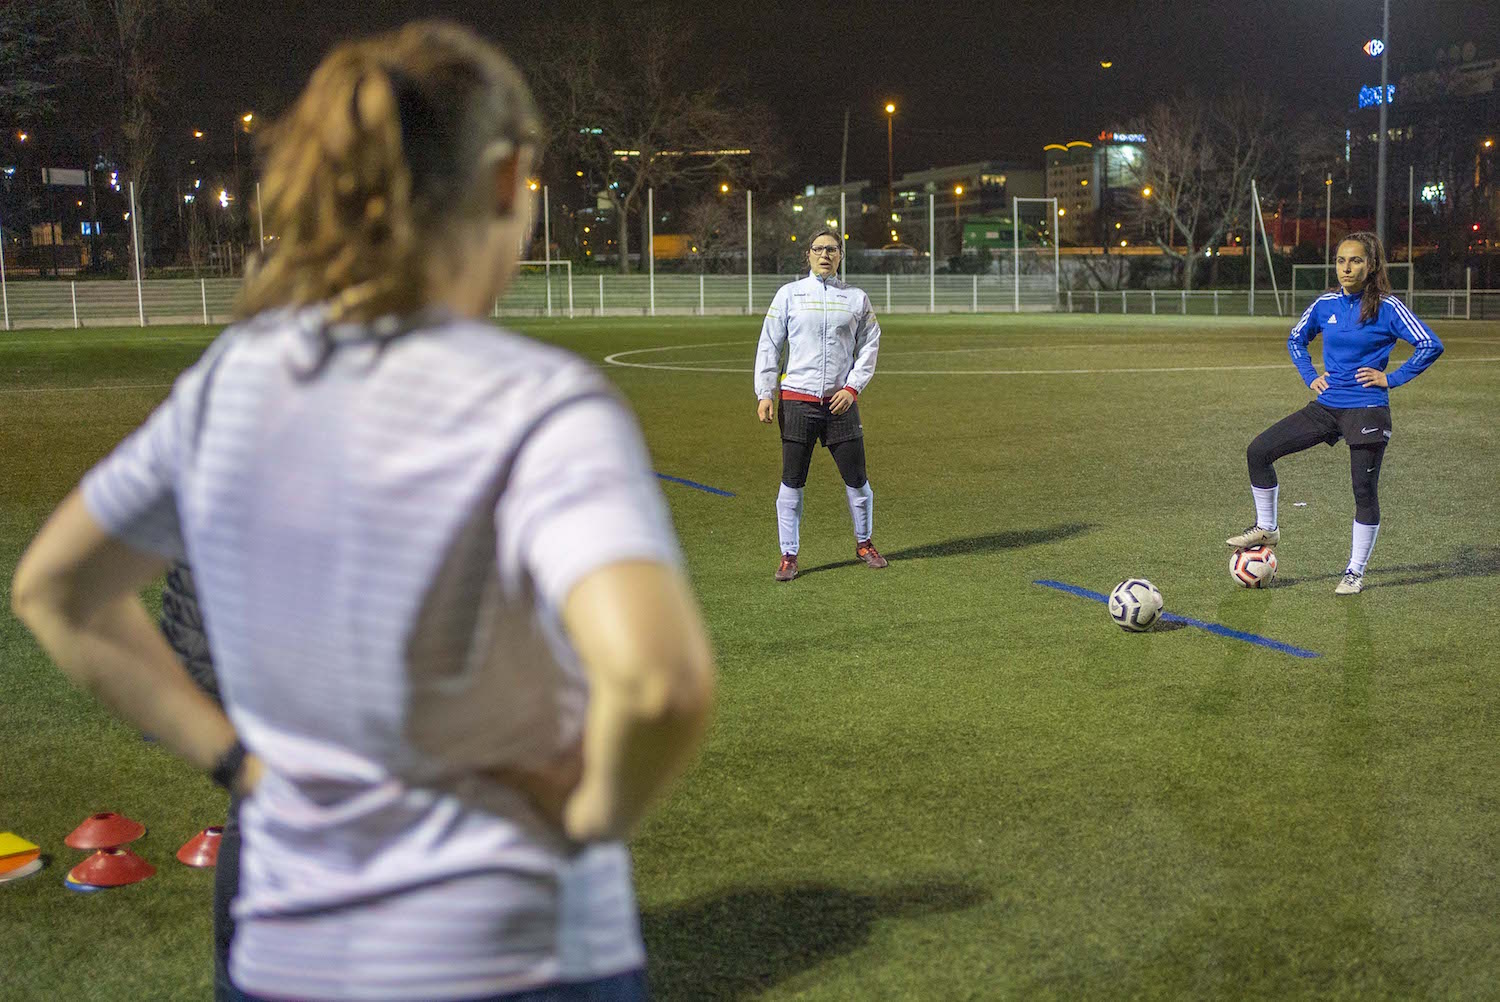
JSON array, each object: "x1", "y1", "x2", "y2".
[
  {"x1": 1060, "y1": 287, "x2": 1493, "y2": 321},
  {"x1": 1, "y1": 276, "x2": 1494, "y2": 330}
]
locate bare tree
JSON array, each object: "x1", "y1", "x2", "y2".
[
  {"x1": 1125, "y1": 90, "x2": 1285, "y2": 290},
  {"x1": 69, "y1": 0, "x2": 209, "y2": 275},
  {"x1": 0, "y1": 0, "x2": 80, "y2": 121},
  {"x1": 681, "y1": 196, "x2": 741, "y2": 272},
  {"x1": 522, "y1": 8, "x2": 781, "y2": 273}
]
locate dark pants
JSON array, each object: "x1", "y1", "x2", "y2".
[
  {"x1": 1247, "y1": 401, "x2": 1389, "y2": 524},
  {"x1": 778, "y1": 398, "x2": 868, "y2": 489},
  {"x1": 214, "y1": 794, "x2": 243, "y2": 1002}
]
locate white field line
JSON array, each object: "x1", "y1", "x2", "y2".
[
  {"x1": 0, "y1": 382, "x2": 174, "y2": 395},
  {"x1": 603, "y1": 342, "x2": 1500, "y2": 377}
]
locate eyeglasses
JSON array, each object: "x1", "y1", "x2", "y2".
[{"x1": 809, "y1": 245, "x2": 841, "y2": 256}]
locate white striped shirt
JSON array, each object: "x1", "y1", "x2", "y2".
[{"x1": 81, "y1": 307, "x2": 681, "y2": 1000}]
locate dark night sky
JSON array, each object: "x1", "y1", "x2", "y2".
[{"x1": 171, "y1": 0, "x2": 1495, "y2": 189}]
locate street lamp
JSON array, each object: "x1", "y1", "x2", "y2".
[
  {"x1": 884, "y1": 102, "x2": 896, "y2": 216},
  {"x1": 1141, "y1": 186, "x2": 1152, "y2": 198},
  {"x1": 719, "y1": 183, "x2": 730, "y2": 193},
  {"x1": 953, "y1": 184, "x2": 963, "y2": 225}
]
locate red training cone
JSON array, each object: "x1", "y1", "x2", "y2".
[
  {"x1": 67, "y1": 848, "x2": 156, "y2": 887},
  {"x1": 64, "y1": 812, "x2": 145, "y2": 850},
  {"x1": 176, "y1": 826, "x2": 224, "y2": 868}
]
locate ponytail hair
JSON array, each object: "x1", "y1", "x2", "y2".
[
  {"x1": 237, "y1": 21, "x2": 541, "y2": 326},
  {"x1": 1338, "y1": 230, "x2": 1392, "y2": 325}
]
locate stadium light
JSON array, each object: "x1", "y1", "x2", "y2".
[
  {"x1": 1485, "y1": 139, "x2": 1494, "y2": 149},
  {"x1": 242, "y1": 113, "x2": 254, "y2": 125},
  {"x1": 193, "y1": 130, "x2": 204, "y2": 139},
  {"x1": 1058, "y1": 207, "x2": 1066, "y2": 216},
  {"x1": 17, "y1": 131, "x2": 27, "y2": 142},
  {"x1": 884, "y1": 103, "x2": 897, "y2": 218},
  {"x1": 1141, "y1": 186, "x2": 1152, "y2": 197},
  {"x1": 954, "y1": 185, "x2": 963, "y2": 195},
  {"x1": 527, "y1": 180, "x2": 539, "y2": 191},
  {"x1": 719, "y1": 183, "x2": 729, "y2": 193}
]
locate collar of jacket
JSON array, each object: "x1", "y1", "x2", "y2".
[{"x1": 805, "y1": 271, "x2": 847, "y2": 289}]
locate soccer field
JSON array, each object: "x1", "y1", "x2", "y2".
[{"x1": 3, "y1": 313, "x2": 1499, "y2": 1000}]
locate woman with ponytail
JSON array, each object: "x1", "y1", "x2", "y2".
[
  {"x1": 1226, "y1": 231, "x2": 1444, "y2": 594},
  {"x1": 13, "y1": 21, "x2": 713, "y2": 1002}
]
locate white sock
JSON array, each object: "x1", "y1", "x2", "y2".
[
  {"x1": 846, "y1": 481, "x2": 874, "y2": 542},
  {"x1": 1348, "y1": 520, "x2": 1379, "y2": 575},
  {"x1": 777, "y1": 483, "x2": 803, "y2": 555},
  {"x1": 1252, "y1": 485, "x2": 1279, "y2": 531}
]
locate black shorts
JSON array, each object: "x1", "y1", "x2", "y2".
[
  {"x1": 1299, "y1": 400, "x2": 1393, "y2": 448},
  {"x1": 779, "y1": 398, "x2": 864, "y2": 446}
]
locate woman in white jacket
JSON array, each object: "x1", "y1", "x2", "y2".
[{"x1": 754, "y1": 228, "x2": 885, "y2": 582}]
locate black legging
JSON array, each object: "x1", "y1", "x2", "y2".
[
  {"x1": 781, "y1": 438, "x2": 867, "y2": 489},
  {"x1": 1247, "y1": 416, "x2": 1385, "y2": 524}
]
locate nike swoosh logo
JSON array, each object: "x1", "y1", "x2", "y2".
[
  {"x1": 1361, "y1": 427, "x2": 1380, "y2": 434},
  {"x1": 1366, "y1": 467, "x2": 1375, "y2": 473}
]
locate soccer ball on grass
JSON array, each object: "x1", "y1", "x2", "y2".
[
  {"x1": 1230, "y1": 545, "x2": 1277, "y2": 588},
  {"x1": 1109, "y1": 578, "x2": 1164, "y2": 632}
]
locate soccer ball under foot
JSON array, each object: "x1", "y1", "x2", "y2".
[
  {"x1": 1109, "y1": 578, "x2": 1164, "y2": 632},
  {"x1": 1230, "y1": 546, "x2": 1277, "y2": 588}
]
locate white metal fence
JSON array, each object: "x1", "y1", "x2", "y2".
[
  {"x1": 1060, "y1": 287, "x2": 1494, "y2": 321},
  {"x1": 1, "y1": 274, "x2": 1495, "y2": 329}
]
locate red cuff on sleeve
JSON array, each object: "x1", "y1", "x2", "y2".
[{"x1": 843, "y1": 385, "x2": 858, "y2": 397}]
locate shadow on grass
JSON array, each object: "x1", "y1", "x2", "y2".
[
  {"x1": 1279, "y1": 546, "x2": 1500, "y2": 590},
  {"x1": 642, "y1": 880, "x2": 987, "y2": 1001},
  {"x1": 798, "y1": 523, "x2": 1092, "y2": 577}
]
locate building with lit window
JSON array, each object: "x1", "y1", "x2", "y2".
[{"x1": 1044, "y1": 133, "x2": 1147, "y2": 246}]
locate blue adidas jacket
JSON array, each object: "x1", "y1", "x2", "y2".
[{"x1": 1287, "y1": 291, "x2": 1443, "y2": 408}]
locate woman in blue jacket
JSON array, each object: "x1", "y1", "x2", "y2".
[{"x1": 1226, "y1": 231, "x2": 1443, "y2": 594}]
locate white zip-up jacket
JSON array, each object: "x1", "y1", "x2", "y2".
[{"x1": 754, "y1": 272, "x2": 881, "y2": 401}]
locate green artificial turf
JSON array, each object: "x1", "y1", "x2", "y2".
[{"x1": 2, "y1": 314, "x2": 1497, "y2": 1000}]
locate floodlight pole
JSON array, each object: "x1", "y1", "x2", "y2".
[
  {"x1": 839, "y1": 191, "x2": 847, "y2": 279},
  {"x1": 543, "y1": 184, "x2": 552, "y2": 317},
  {"x1": 746, "y1": 189, "x2": 753, "y2": 314},
  {"x1": 256, "y1": 181, "x2": 265, "y2": 253},
  {"x1": 1407, "y1": 165, "x2": 1415, "y2": 300},
  {"x1": 0, "y1": 207, "x2": 9, "y2": 330},
  {"x1": 1375, "y1": 0, "x2": 1390, "y2": 245},
  {"x1": 129, "y1": 181, "x2": 145, "y2": 327},
  {"x1": 1248, "y1": 184, "x2": 1257, "y2": 316},
  {"x1": 1050, "y1": 197, "x2": 1060, "y2": 306},
  {"x1": 1324, "y1": 174, "x2": 1333, "y2": 277},
  {"x1": 647, "y1": 187, "x2": 655, "y2": 317},
  {"x1": 1012, "y1": 196, "x2": 1020, "y2": 313},
  {"x1": 928, "y1": 193, "x2": 935, "y2": 313}
]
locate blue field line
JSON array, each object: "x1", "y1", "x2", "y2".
[
  {"x1": 655, "y1": 473, "x2": 736, "y2": 498},
  {"x1": 1033, "y1": 579, "x2": 1321, "y2": 659}
]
